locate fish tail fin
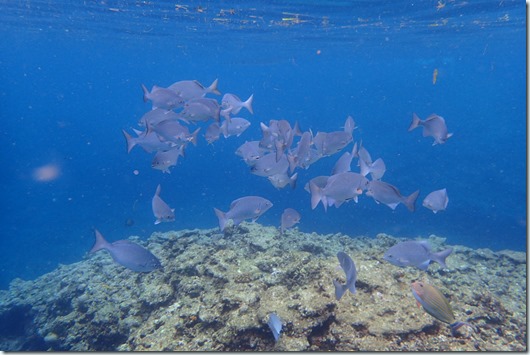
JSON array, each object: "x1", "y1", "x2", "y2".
[
  {"x1": 90, "y1": 229, "x2": 111, "y2": 253},
  {"x1": 432, "y1": 247, "x2": 453, "y2": 268},
  {"x1": 141, "y1": 84, "x2": 150, "y2": 103},
  {"x1": 122, "y1": 129, "x2": 136, "y2": 154},
  {"x1": 343, "y1": 115, "x2": 355, "y2": 135},
  {"x1": 289, "y1": 173, "x2": 298, "y2": 190},
  {"x1": 208, "y1": 78, "x2": 221, "y2": 95},
  {"x1": 370, "y1": 158, "x2": 386, "y2": 180},
  {"x1": 190, "y1": 128, "x2": 200, "y2": 146},
  {"x1": 155, "y1": 184, "x2": 162, "y2": 196},
  {"x1": 408, "y1": 113, "x2": 421, "y2": 131},
  {"x1": 403, "y1": 190, "x2": 420, "y2": 212},
  {"x1": 287, "y1": 153, "x2": 297, "y2": 174},
  {"x1": 293, "y1": 121, "x2": 302, "y2": 136},
  {"x1": 243, "y1": 94, "x2": 254, "y2": 114},
  {"x1": 351, "y1": 142, "x2": 358, "y2": 158},
  {"x1": 214, "y1": 208, "x2": 228, "y2": 231},
  {"x1": 220, "y1": 120, "x2": 229, "y2": 138},
  {"x1": 309, "y1": 182, "x2": 322, "y2": 210},
  {"x1": 450, "y1": 321, "x2": 477, "y2": 337},
  {"x1": 359, "y1": 157, "x2": 370, "y2": 177},
  {"x1": 333, "y1": 280, "x2": 346, "y2": 301}
]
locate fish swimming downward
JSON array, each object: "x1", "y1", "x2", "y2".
[
  {"x1": 152, "y1": 184, "x2": 175, "y2": 224},
  {"x1": 89, "y1": 229, "x2": 162, "y2": 272},
  {"x1": 280, "y1": 208, "x2": 301, "y2": 234},
  {"x1": 333, "y1": 251, "x2": 357, "y2": 301},
  {"x1": 422, "y1": 188, "x2": 449, "y2": 213},
  {"x1": 411, "y1": 281, "x2": 475, "y2": 336},
  {"x1": 384, "y1": 240, "x2": 453, "y2": 271},
  {"x1": 267, "y1": 313, "x2": 283, "y2": 342}
]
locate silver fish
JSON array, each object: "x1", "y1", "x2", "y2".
[
  {"x1": 383, "y1": 240, "x2": 453, "y2": 270},
  {"x1": 152, "y1": 146, "x2": 184, "y2": 173},
  {"x1": 90, "y1": 229, "x2": 161, "y2": 272},
  {"x1": 313, "y1": 131, "x2": 353, "y2": 157},
  {"x1": 220, "y1": 93, "x2": 254, "y2": 118},
  {"x1": 280, "y1": 208, "x2": 301, "y2": 233},
  {"x1": 250, "y1": 153, "x2": 289, "y2": 177},
  {"x1": 138, "y1": 108, "x2": 182, "y2": 128},
  {"x1": 152, "y1": 184, "x2": 175, "y2": 224},
  {"x1": 366, "y1": 180, "x2": 419, "y2": 212},
  {"x1": 423, "y1": 188, "x2": 449, "y2": 213},
  {"x1": 220, "y1": 117, "x2": 251, "y2": 138},
  {"x1": 181, "y1": 98, "x2": 220, "y2": 122},
  {"x1": 268, "y1": 172, "x2": 297, "y2": 190},
  {"x1": 236, "y1": 140, "x2": 266, "y2": 165},
  {"x1": 122, "y1": 128, "x2": 174, "y2": 154},
  {"x1": 408, "y1": 113, "x2": 453, "y2": 145},
  {"x1": 333, "y1": 251, "x2": 357, "y2": 301},
  {"x1": 168, "y1": 78, "x2": 221, "y2": 100},
  {"x1": 204, "y1": 122, "x2": 221, "y2": 144},
  {"x1": 141, "y1": 84, "x2": 185, "y2": 110},
  {"x1": 331, "y1": 143, "x2": 357, "y2": 175},
  {"x1": 310, "y1": 172, "x2": 368, "y2": 211},
  {"x1": 214, "y1": 196, "x2": 273, "y2": 231}
]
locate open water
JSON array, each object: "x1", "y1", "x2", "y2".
[{"x1": 0, "y1": 0, "x2": 526, "y2": 289}]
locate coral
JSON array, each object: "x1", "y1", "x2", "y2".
[{"x1": 0, "y1": 224, "x2": 526, "y2": 351}]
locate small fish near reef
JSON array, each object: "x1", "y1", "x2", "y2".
[
  {"x1": 152, "y1": 184, "x2": 175, "y2": 225},
  {"x1": 280, "y1": 208, "x2": 301, "y2": 234},
  {"x1": 423, "y1": 188, "x2": 449, "y2": 213},
  {"x1": 333, "y1": 251, "x2": 357, "y2": 301},
  {"x1": 267, "y1": 313, "x2": 283, "y2": 342},
  {"x1": 90, "y1": 229, "x2": 162, "y2": 272},
  {"x1": 411, "y1": 281, "x2": 475, "y2": 336},
  {"x1": 214, "y1": 196, "x2": 273, "y2": 231},
  {"x1": 384, "y1": 240, "x2": 453, "y2": 271},
  {"x1": 408, "y1": 113, "x2": 453, "y2": 145}
]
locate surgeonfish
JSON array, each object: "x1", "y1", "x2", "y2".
[
  {"x1": 383, "y1": 240, "x2": 453, "y2": 271},
  {"x1": 333, "y1": 251, "x2": 357, "y2": 301},
  {"x1": 89, "y1": 229, "x2": 162, "y2": 272},
  {"x1": 152, "y1": 184, "x2": 175, "y2": 225},
  {"x1": 280, "y1": 208, "x2": 301, "y2": 233},
  {"x1": 423, "y1": 188, "x2": 449, "y2": 213},
  {"x1": 214, "y1": 196, "x2": 273, "y2": 231},
  {"x1": 267, "y1": 313, "x2": 283, "y2": 342},
  {"x1": 408, "y1": 113, "x2": 453, "y2": 145},
  {"x1": 411, "y1": 281, "x2": 475, "y2": 336}
]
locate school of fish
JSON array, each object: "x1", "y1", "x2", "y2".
[{"x1": 91, "y1": 77, "x2": 472, "y2": 341}]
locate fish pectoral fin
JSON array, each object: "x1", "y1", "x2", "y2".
[{"x1": 418, "y1": 260, "x2": 431, "y2": 270}]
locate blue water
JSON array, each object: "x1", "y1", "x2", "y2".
[{"x1": 0, "y1": 0, "x2": 526, "y2": 289}]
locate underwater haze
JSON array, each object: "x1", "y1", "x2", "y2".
[{"x1": 0, "y1": 0, "x2": 526, "y2": 289}]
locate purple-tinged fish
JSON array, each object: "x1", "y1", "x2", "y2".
[
  {"x1": 250, "y1": 153, "x2": 289, "y2": 177},
  {"x1": 304, "y1": 175, "x2": 329, "y2": 194},
  {"x1": 280, "y1": 208, "x2": 301, "y2": 234},
  {"x1": 122, "y1": 128, "x2": 174, "y2": 154},
  {"x1": 152, "y1": 184, "x2": 175, "y2": 224},
  {"x1": 365, "y1": 180, "x2": 419, "y2": 212},
  {"x1": 205, "y1": 122, "x2": 221, "y2": 144},
  {"x1": 168, "y1": 79, "x2": 221, "y2": 100},
  {"x1": 90, "y1": 229, "x2": 162, "y2": 272},
  {"x1": 151, "y1": 119, "x2": 199, "y2": 146},
  {"x1": 268, "y1": 313, "x2": 282, "y2": 342},
  {"x1": 411, "y1": 281, "x2": 475, "y2": 336},
  {"x1": 141, "y1": 84, "x2": 185, "y2": 111},
  {"x1": 331, "y1": 143, "x2": 357, "y2": 175},
  {"x1": 408, "y1": 113, "x2": 453, "y2": 145},
  {"x1": 313, "y1": 130, "x2": 353, "y2": 157},
  {"x1": 152, "y1": 146, "x2": 184, "y2": 173},
  {"x1": 220, "y1": 93, "x2": 254, "y2": 118},
  {"x1": 310, "y1": 172, "x2": 368, "y2": 211},
  {"x1": 268, "y1": 172, "x2": 297, "y2": 190},
  {"x1": 423, "y1": 188, "x2": 449, "y2": 213},
  {"x1": 333, "y1": 251, "x2": 357, "y2": 301},
  {"x1": 355, "y1": 143, "x2": 386, "y2": 180},
  {"x1": 214, "y1": 196, "x2": 273, "y2": 231},
  {"x1": 138, "y1": 108, "x2": 182, "y2": 128},
  {"x1": 383, "y1": 240, "x2": 453, "y2": 270},
  {"x1": 180, "y1": 98, "x2": 220, "y2": 122},
  {"x1": 220, "y1": 117, "x2": 251, "y2": 138},
  {"x1": 236, "y1": 140, "x2": 267, "y2": 166}
]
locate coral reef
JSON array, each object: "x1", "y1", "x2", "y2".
[{"x1": 0, "y1": 223, "x2": 526, "y2": 351}]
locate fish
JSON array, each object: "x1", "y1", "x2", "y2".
[
  {"x1": 408, "y1": 113, "x2": 453, "y2": 145},
  {"x1": 89, "y1": 229, "x2": 162, "y2": 272},
  {"x1": 355, "y1": 143, "x2": 386, "y2": 180},
  {"x1": 220, "y1": 117, "x2": 251, "y2": 138},
  {"x1": 411, "y1": 281, "x2": 475, "y2": 336},
  {"x1": 268, "y1": 172, "x2": 297, "y2": 190},
  {"x1": 383, "y1": 240, "x2": 453, "y2": 270},
  {"x1": 333, "y1": 251, "x2": 357, "y2": 301},
  {"x1": 313, "y1": 131, "x2": 353, "y2": 157},
  {"x1": 151, "y1": 119, "x2": 199, "y2": 146},
  {"x1": 310, "y1": 172, "x2": 368, "y2": 211},
  {"x1": 168, "y1": 79, "x2": 221, "y2": 101},
  {"x1": 250, "y1": 153, "x2": 289, "y2": 177},
  {"x1": 267, "y1": 313, "x2": 282, "y2": 342},
  {"x1": 423, "y1": 188, "x2": 449, "y2": 213},
  {"x1": 331, "y1": 143, "x2": 357, "y2": 175},
  {"x1": 138, "y1": 108, "x2": 182, "y2": 128},
  {"x1": 235, "y1": 140, "x2": 266, "y2": 165},
  {"x1": 204, "y1": 122, "x2": 221, "y2": 144},
  {"x1": 304, "y1": 175, "x2": 329, "y2": 194},
  {"x1": 141, "y1": 84, "x2": 185, "y2": 110},
  {"x1": 152, "y1": 146, "x2": 184, "y2": 173},
  {"x1": 280, "y1": 208, "x2": 301, "y2": 233},
  {"x1": 365, "y1": 180, "x2": 419, "y2": 212},
  {"x1": 214, "y1": 196, "x2": 273, "y2": 231},
  {"x1": 432, "y1": 68, "x2": 438, "y2": 85},
  {"x1": 152, "y1": 184, "x2": 175, "y2": 224},
  {"x1": 220, "y1": 93, "x2": 254, "y2": 118},
  {"x1": 122, "y1": 128, "x2": 174, "y2": 154},
  {"x1": 180, "y1": 98, "x2": 220, "y2": 122}
]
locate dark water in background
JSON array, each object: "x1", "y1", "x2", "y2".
[{"x1": 0, "y1": 0, "x2": 526, "y2": 289}]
